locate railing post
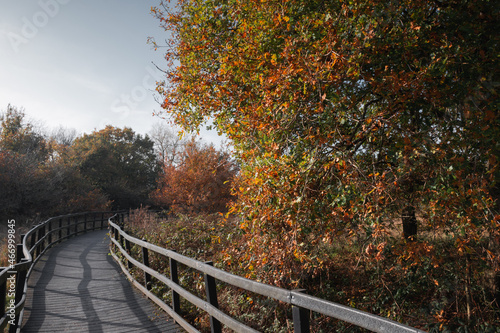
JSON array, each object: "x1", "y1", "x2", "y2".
[
  {"x1": 204, "y1": 261, "x2": 222, "y2": 333},
  {"x1": 30, "y1": 231, "x2": 36, "y2": 260},
  {"x1": 119, "y1": 227, "x2": 125, "y2": 250},
  {"x1": 36, "y1": 225, "x2": 45, "y2": 257},
  {"x1": 16, "y1": 244, "x2": 23, "y2": 264},
  {"x1": 292, "y1": 290, "x2": 310, "y2": 333},
  {"x1": 142, "y1": 240, "x2": 151, "y2": 290},
  {"x1": 101, "y1": 212, "x2": 105, "y2": 229},
  {"x1": 83, "y1": 214, "x2": 88, "y2": 233},
  {"x1": 35, "y1": 228, "x2": 40, "y2": 258},
  {"x1": 47, "y1": 220, "x2": 52, "y2": 244},
  {"x1": 17, "y1": 234, "x2": 25, "y2": 263},
  {"x1": 109, "y1": 224, "x2": 115, "y2": 252},
  {"x1": 169, "y1": 255, "x2": 180, "y2": 314},
  {"x1": 114, "y1": 224, "x2": 120, "y2": 252},
  {"x1": 58, "y1": 218, "x2": 62, "y2": 242},
  {"x1": 12, "y1": 264, "x2": 27, "y2": 332},
  {"x1": 125, "y1": 237, "x2": 133, "y2": 269},
  {"x1": 67, "y1": 217, "x2": 71, "y2": 238},
  {"x1": 42, "y1": 225, "x2": 46, "y2": 251},
  {"x1": 74, "y1": 216, "x2": 78, "y2": 236},
  {"x1": 92, "y1": 213, "x2": 96, "y2": 231},
  {"x1": 0, "y1": 273, "x2": 6, "y2": 323},
  {"x1": 42, "y1": 225, "x2": 47, "y2": 251}
]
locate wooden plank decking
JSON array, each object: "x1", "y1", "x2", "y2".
[{"x1": 21, "y1": 229, "x2": 182, "y2": 332}]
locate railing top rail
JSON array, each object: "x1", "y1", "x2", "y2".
[
  {"x1": 108, "y1": 217, "x2": 426, "y2": 333},
  {"x1": 109, "y1": 219, "x2": 289, "y2": 302},
  {"x1": 21, "y1": 211, "x2": 118, "y2": 260},
  {"x1": 110, "y1": 235, "x2": 259, "y2": 333},
  {"x1": 290, "y1": 290, "x2": 423, "y2": 333},
  {"x1": 34, "y1": 210, "x2": 120, "y2": 225}
]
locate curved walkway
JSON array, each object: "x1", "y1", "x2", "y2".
[{"x1": 21, "y1": 229, "x2": 181, "y2": 333}]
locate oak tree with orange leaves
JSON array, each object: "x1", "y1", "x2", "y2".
[{"x1": 151, "y1": 0, "x2": 499, "y2": 328}]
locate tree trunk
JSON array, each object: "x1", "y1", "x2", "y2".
[
  {"x1": 402, "y1": 205, "x2": 418, "y2": 240},
  {"x1": 465, "y1": 254, "x2": 472, "y2": 323},
  {"x1": 495, "y1": 272, "x2": 500, "y2": 315}
]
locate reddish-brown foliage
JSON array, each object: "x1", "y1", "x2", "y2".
[{"x1": 152, "y1": 138, "x2": 238, "y2": 213}]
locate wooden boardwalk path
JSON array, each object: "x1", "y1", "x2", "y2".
[{"x1": 21, "y1": 229, "x2": 181, "y2": 333}]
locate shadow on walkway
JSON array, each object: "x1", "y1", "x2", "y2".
[{"x1": 22, "y1": 229, "x2": 181, "y2": 333}]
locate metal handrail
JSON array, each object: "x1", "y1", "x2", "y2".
[
  {"x1": 0, "y1": 211, "x2": 117, "y2": 333},
  {"x1": 108, "y1": 214, "x2": 426, "y2": 333}
]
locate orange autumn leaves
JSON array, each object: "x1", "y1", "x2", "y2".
[
  {"x1": 151, "y1": 0, "x2": 499, "y2": 290},
  {"x1": 152, "y1": 138, "x2": 238, "y2": 214}
]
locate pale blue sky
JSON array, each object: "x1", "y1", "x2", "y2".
[{"x1": 0, "y1": 0, "x2": 223, "y2": 144}]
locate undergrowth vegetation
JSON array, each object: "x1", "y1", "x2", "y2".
[{"x1": 119, "y1": 208, "x2": 500, "y2": 332}]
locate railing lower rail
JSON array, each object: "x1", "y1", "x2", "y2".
[
  {"x1": 0, "y1": 211, "x2": 118, "y2": 333},
  {"x1": 108, "y1": 213, "x2": 426, "y2": 333}
]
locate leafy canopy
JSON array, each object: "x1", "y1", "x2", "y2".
[
  {"x1": 152, "y1": 0, "x2": 499, "y2": 288},
  {"x1": 69, "y1": 126, "x2": 160, "y2": 209}
]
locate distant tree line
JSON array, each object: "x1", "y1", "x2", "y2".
[{"x1": 0, "y1": 105, "x2": 237, "y2": 221}]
